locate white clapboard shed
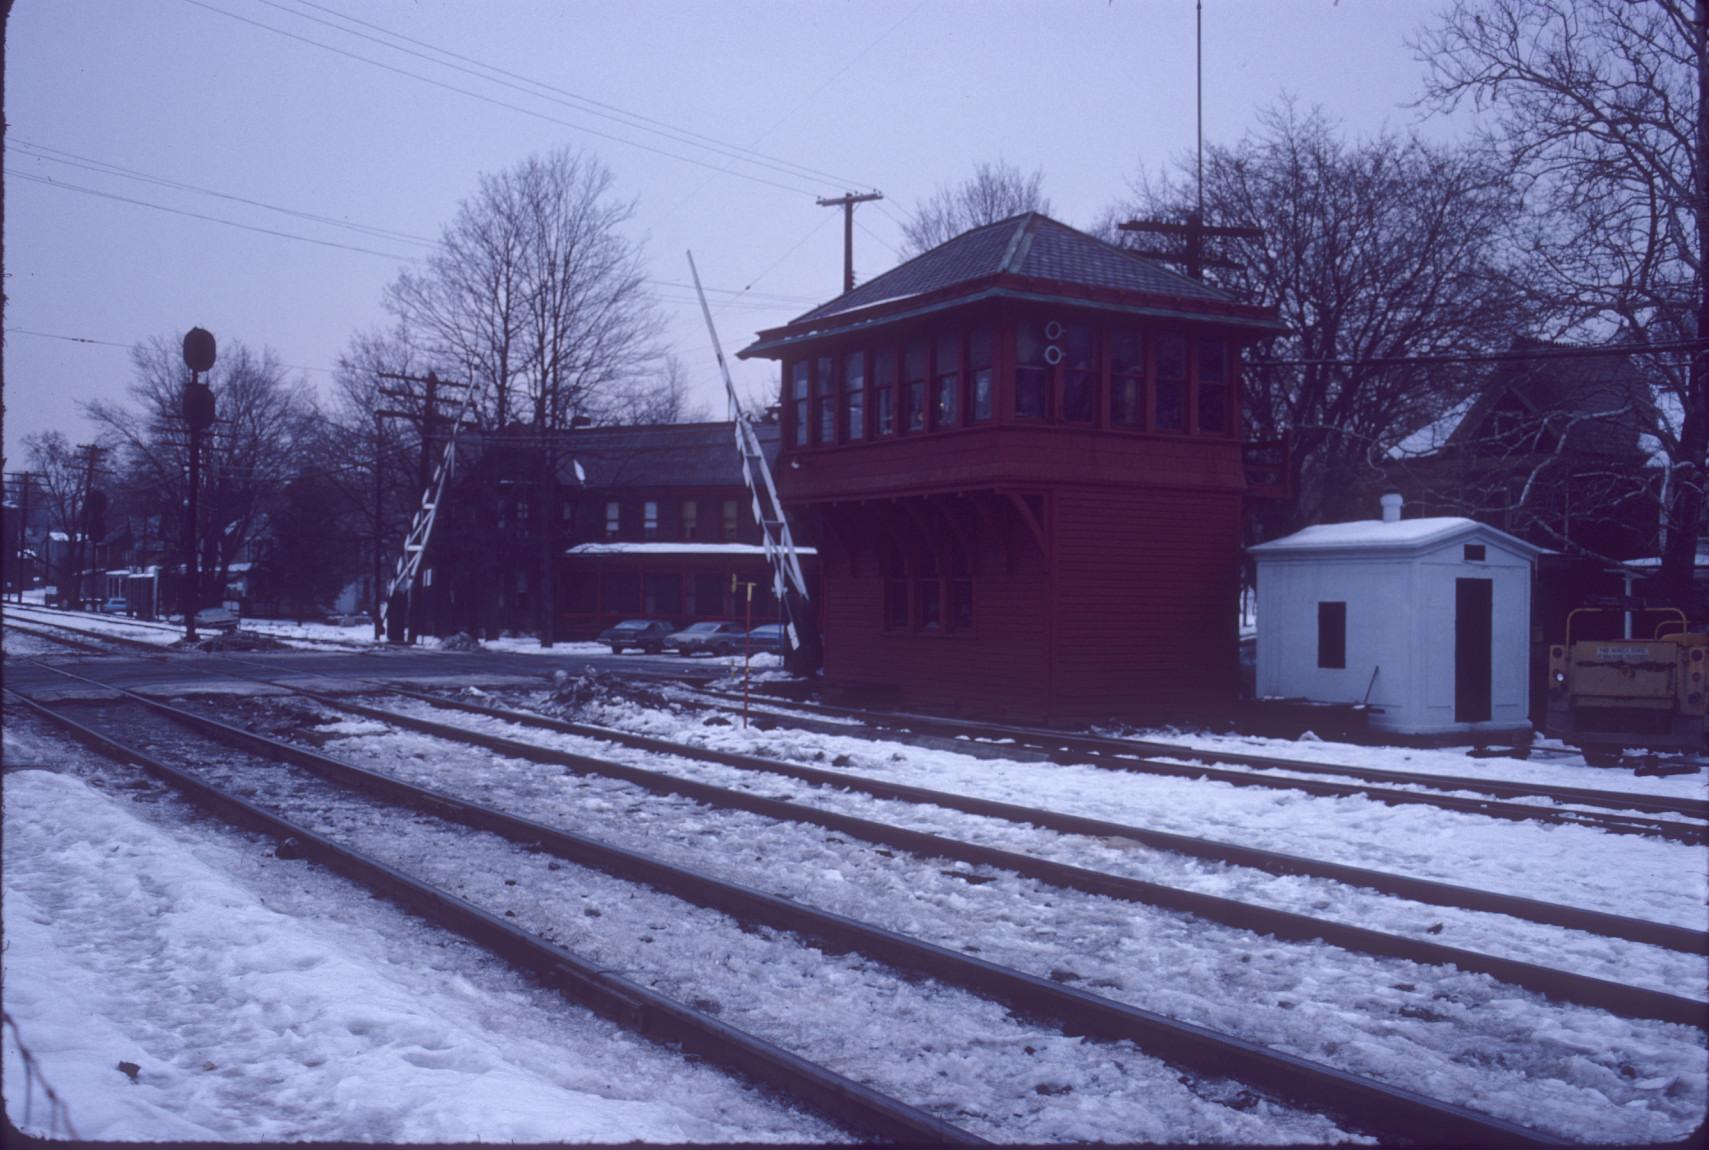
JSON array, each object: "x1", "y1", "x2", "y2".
[{"x1": 1249, "y1": 494, "x2": 1543, "y2": 739}]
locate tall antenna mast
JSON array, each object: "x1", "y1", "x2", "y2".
[{"x1": 1197, "y1": 0, "x2": 1205, "y2": 221}]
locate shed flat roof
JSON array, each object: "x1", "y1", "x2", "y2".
[
  {"x1": 1250, "y1": 516, "x2": 1544, "y2": 558},
  {"x1": 566, "y1": 542, "x2": 817, "y2": 558}
]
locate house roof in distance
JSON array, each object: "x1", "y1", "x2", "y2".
[
  {"x1": 463, "y1": 420, "x2": 777, "y2": 489},
  {"x1": 739, "y1": 212, "x2": 1284, "y2": 357},
  {"x1": 1250, "y1": 516, "x2": 1545, "y2": 559}
]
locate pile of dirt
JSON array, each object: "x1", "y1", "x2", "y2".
[
  {"x1": 438, "y1": 632, "x2": 483, "y2": 652},
  {"x1": 190, "y1": 630, "x2": 289, "y2": 653}
]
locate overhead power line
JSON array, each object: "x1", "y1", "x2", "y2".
[
  {"x1": 178, "y1": 0, "x2": 834, "y2": 199},
  {"x1": 7, "y1": 139, "x2": 437, "y2": 247},
  {"x1": 264, "y1": 0, "x2": 873, "y2": 193},
  {"x1": 6, "y1": 168, "x2": 423, "y2": 261}
]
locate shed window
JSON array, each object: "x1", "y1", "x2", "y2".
[
  {"x1": 844, "y1": 350, "x2": 866, "y2": 442},
  {"x1": 643, "y1": 501, "x2": 659, "y2": 540},
  {"x1": 722, "y1": 499, "x2": 739, "y2": 541},
  {"x1": 1156, "y1": 334, "x2": 1186, "y2": 431},
  {"x1": 816, "y1": 355, "x2": 836, "y2": 445},
  {"x1": 875, "y1": 345, "x2": 897, "y2": 436},
  {"x1": 1061, "y1": 322, "x2": 1097, "y2": 423},
  {"x1": 1014, "y1": 320, "x2": 1048, "y2": 419},
  {"x1": 904, "y1": 337, "x2": 927, "y2": 432},
  {"x1": 791, "y1": 361, "x2": 809, "y2": 446},
  {"x1": 970, "y1": 326, "x2": 994, "y2": 422},
  {"x1": 934, "y1": 330, "x2": 960, "y2": 429},
  {"x1": 1317, "y1": 601, "x2": 1347, "y2": 669},
  {"x1": 1198, "y1": 337, "x2": 1228, "y2": 435},
  {"x1": 1463, "y1": 544, "x2": 1486, "y2": 562},
  {"x1": 605, "y1": 501, "x2": 620, "y2": 539},
  {"x1": 1110, "y1": 328, "x2": 1143, "y2": 427}
]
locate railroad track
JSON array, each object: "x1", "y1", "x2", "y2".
[
  {"x1": 2, "y1": 616, "x2": 165, "y2": 655},
  {"x1": 12, "y1": 663, "x2": 1623, "y2": 1144},
  {"x1": 696, "y1": 690, "x2": 1709, "y2": 844}
]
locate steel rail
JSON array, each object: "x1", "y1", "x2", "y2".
[
  {"x1": 4, "y1": 685, "x2": 982, "y2": 1146},
  {"x1": 2, "y1": 612, "x2": 171, "y2": 654},
  {"x1": 3, "y1": 620, "x2": 115, "y2": 655},
  {"x1": 369, "y1": 686, "x2": 1709, "y2": 956},
  {"x1": 156, "y1": 664, "x2": 1704, "y2": 1032},
  {"x1": 718, "y1": 690, "x2": 1709, "y2": 820},
  {"x1": 6, "y1": 675, "x2": 1568, "y2": 1144},
  {"x1": 702, "y1": 692, "x2": 1708, "y2": 843}
]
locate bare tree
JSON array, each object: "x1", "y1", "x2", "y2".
[
  {"x1": 385, "y1": 148, "x2": 659, "y2": 430},
  {"x1": 1414, "y1": 0, "x2": 1705, "y2": 602},
  {"x1": 22, "y1": 430, "x2": 99, "y2": 602},
  {"x1": 601, "y1": 354, "x2": 710, "y2": 425},
  {"x1": 901, "y1": 159, "x2": 1051, "y2": 256},
  {"x1": 1107, "y1": 102, "x2": 1528, "y2": 533},
  {"x1": 85, "y1": 336, "x2": 318, "y2": 614}
]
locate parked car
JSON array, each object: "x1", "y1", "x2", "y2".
[
  {"x1": 598, "y1": 618, "x2": 672, "y2": 654},
  {"x1": 101, "y1": 596, "x2": 129, "y2": 615},
  {"x1": 665, "y1": 620, "x2": 747, "y2": 656},
  {"x1": 736, "y1": 623, "x2": 786, "y2": 655},
  {"x1": 326, "y1": 611, "x2": 373, "y2": 628},
  {"x1": 169, "y1": 606, "x2": 240, "y2": 631}
]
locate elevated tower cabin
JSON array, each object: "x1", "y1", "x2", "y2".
[{"x1": 738, "y1": 212, "x2": 1283, "y2": 722}]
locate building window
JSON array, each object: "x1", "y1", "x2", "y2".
[
  {"x1": 948, "y1": 551, "x2": 973, "y2": 630},
  {"x1": 1061, "y1": 321, "x2": 1096, "y2": 423},
  {"x1": 682, "y1": 500, "x2": 699, "y2": 540},
  {"x1": 888, "y1": 550, "x2": 916, "y2": 621},
  {"x1": 915, "y1": 580, "x2": 942, "y2": 631},
  {"x1": 904, "y1": 337, "x2": 927, "y2": 432},
  {"x1": 934, "y1": 330, "x2": 960, "y2": 429},
  {"x1": 516, "y1": 496, "x2": 530, "y2": 523},
  {"x1": 816, "y1": 354, "x2": 836, "y2": 445},
  {"x1": 516, "y1": 569, "x2": 529, "y2": 611},
  {"x1": 970, "y1": 326, "x2": 994, "y2": 422},
  {"x1": 643, "y1": 501, "x2": 659, "y2": 540},
  {"x1": 1198, "y1": 336, "x2": 1228, "y2": 434},
  {"x1": 1317, "y1": 601, "x2": 1347, "y2": 669},
  {"x1": 844, "y1": 349, "x2": 866, "y2": 442},
  {"x1": 875, "y1": 345, "x2": 897, "y2": 436},
  {"x1": 1110, "y1": 328, "x2": 1143, "y2": 426},
  {"x1": 1156, "y1": 333, "x2": 1187, "y2": 431},
  {"x1": 791, "y1": 361, "x2": 810, "y2": 447},
  {"x1": 644, "y1": 571, "x2": 679, "y2": 615},
  {"x1": 722, "y1": 499, "x2": 739, "y2": 541},
  {"x1": 605, "y1": 501, "x2": 620, "y2": 539},
  {"x1": 1015, "y1": 319, "x2": 1049, "y2": 418}
]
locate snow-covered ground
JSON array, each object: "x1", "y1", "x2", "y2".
[
  {"x1": 5, "y1": 658, "x2": 1706, "y2": 1143},
  {"x1": 1, "y1": 717, "x2": 837, "y2": 1144}
]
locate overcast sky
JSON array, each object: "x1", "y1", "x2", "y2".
[{"x1": 4, "y1": 0, "x2": 1460, "y2": 467}]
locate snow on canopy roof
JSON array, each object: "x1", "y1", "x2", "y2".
[
  {"x1": 1250, "y1": 516, "x2": 1543, "y2": 558},
  {"x1": 566, "y1": 542, "x2": 817, "y2": 558}
]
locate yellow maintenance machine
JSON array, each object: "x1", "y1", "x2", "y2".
[{"x1": 1546, "y1": 606, "x2": 1708, "y2": 765}]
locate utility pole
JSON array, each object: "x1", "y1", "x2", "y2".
[
  {"x1": 5, "y1": 471, "x2": 33, "y2": 603},
  {"x1": 817, "y1": 190, "x2": 884, "y2": 294},
  {"x1": 1119, "y1": 214, "x2": 1261, "y2": 281},
  {"x1": 72, "y1": 444, "x2": 102, "y2": 610},
  {"x1": 371, "y1": 410, "x2": 385, "y2": 641}
]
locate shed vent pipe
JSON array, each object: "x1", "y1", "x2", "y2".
[{"x1": 1380, "y1": 493, "x2": 1403, "y2": 523}]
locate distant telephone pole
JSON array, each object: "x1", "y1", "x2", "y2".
[
  {"x1": 5, "y1": 471, "x2": 34, "y2": 602},
  {"x1": 817, "y1": 190, "x2": 884, "y2": 294},
  {"x1": 1119, "y1": 213, "x2": 1262, "y2": 281},
  {"x1": 72, "y1": 443, "x2": 102, "y2": 610}
]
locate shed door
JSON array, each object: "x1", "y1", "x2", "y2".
[{"x1": 1455, "y1": 577, "x2": 1493, "y2": 723}]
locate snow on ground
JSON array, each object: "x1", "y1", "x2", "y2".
[
  {"x1": 369, "y1": 692, "x2": 1708, "y2": 1005},
  {"x1": 300, "y1": 698, "x2": 1705, "y2": 1142},
  {"x1": 0, "y1": 718, "x2": 838, "y2": 1144},
  {"x1": 554, "y1": 690, "x2": 1709, "y2": 935},
  {"x1": 1108, "y1": 724, "x2": 1709, "y2": 803}
]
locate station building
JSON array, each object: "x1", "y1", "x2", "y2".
[{"x1": 738, "y1": 212, "x2": 1283, "y2": 722}]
